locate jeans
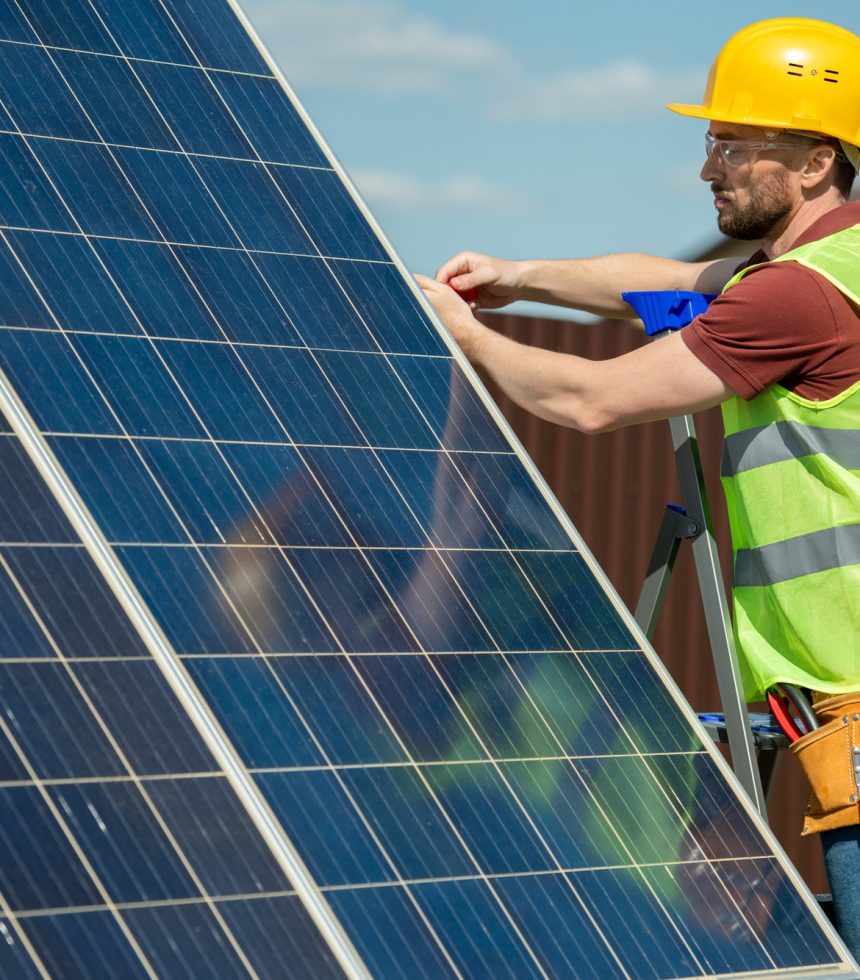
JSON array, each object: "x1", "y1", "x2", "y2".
[{"x1": 821, "y1": 824, "x2": 860, "y2": 961}]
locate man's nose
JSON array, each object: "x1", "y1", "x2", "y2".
[{"x1": 700, "y1": 152, "x2": 723, "y2": 182}]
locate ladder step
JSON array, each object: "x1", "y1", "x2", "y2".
[{"x1": 698, "y1": 711, "x2": 789, "y2": 751}]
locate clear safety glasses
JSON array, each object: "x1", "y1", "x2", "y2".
[{"x1": 704, "y1": 131, "x2": 823, "y2": 169}]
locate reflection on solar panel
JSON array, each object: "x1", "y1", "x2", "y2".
[{"x1": 0, "y1": 2, "x2": 855, "y2": 978}]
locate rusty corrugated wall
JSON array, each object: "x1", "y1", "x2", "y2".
[{"x1": 480, "y1": 309, "x2": 827, "y2": 893}]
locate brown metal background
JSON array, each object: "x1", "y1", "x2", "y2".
[{"x1": 480, "y1": 309, "x2": 827, "y2": 893}]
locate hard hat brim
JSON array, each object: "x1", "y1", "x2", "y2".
[{"x1": 665, "y1": 103, "x2": 712, "y2": 120}]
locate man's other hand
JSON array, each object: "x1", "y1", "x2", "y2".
[
  {"x1": 434, "y1": 251, "x2": 522, "y2": 310},
  {"x1": 414, "y1": 273, "x2": 490, "y2": 361}
]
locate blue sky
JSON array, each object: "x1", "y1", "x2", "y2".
[{"x1": 239, "y1": 1, "x2": 858, "y2": 317}]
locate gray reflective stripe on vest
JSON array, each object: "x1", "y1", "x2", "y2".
[
  {"x1": 734, "y1": 523, "x2": 860, "y2": 587},
  {"x1": 722, "y1": 420, "x2": 860, "y2": 477}
]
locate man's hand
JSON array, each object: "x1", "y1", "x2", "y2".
[
  {"x1": 434, "y1": 251, "x2": 522, "y2": 310},
  {"x1": 414, "y1": 273, "x2": 492, "y2": 361}
]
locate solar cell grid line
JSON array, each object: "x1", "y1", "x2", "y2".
[{"x1": 0, "y1": 1, "x2": 852, "y2": 970}]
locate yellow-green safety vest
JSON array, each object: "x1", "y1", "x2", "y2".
[{"x1": 720, "y1": 222, "x2": 860, "y2": 700}]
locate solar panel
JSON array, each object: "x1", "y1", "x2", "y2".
[{"x1": 0, "y1": 2, "x2": 855, "y2": 977}]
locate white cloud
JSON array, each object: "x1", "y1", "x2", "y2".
[
  {"x1": 348, "y1": 167, "x2": 531, "y2": 213},
  {"x1": 247, "y1": 0, "x2": 702, "y2": 125},
  {"x1": 496, "y1": 61, "x2": 703, "y2": 123},
  {"x1": 248, "y1": 0, "x2": 507, "y2": 96}
]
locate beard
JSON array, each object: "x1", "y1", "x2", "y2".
[{"x1": 715, "y1": 169, "x2": 793, "y2": 240}]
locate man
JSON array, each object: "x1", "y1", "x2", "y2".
[{"x1": 416, "y1": 16, "x2": 860, "y2": 955}]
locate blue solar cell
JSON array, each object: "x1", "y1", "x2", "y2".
[
  {"x1": 270, "y1": 165, "x2": 388, "y2": 261},
  {"x1": 453, "y1": 550, "x2": 568, "y2": 651},
  {"x1": 115, "y1": 147, "x2": 237, "y2": 247},
  {"x1": 96, "y1": 0, "x2": 191, "y2": 63},
  {"x1": 0, "y1": 731, "x2": 29, "y2": 782},
  {"x1": 33, "y1": 139, "x2": 158, "y2": 239},
  {"x1": 516, "y1": 549, "x2": 638, "y2": 650},
  {"x1": 0, "y1": 329, "x2": 123, "y2": 434},
  {"x1": 327, "y1": 884, "x2": 463, "y2": 979},
  {"x1": 0, "y1": 235, "x2": 54, "y2": 329},
  {"x1": 249, "y1": 252, "x2": 382, "y2": 352},
  {"x1": 238, "y1": 345, "x2": 362, "y2": 446},
  {"x1": 315, "y1": 350, "x2": 438, "y2": 449},
  {"x1": 0, "y1": 561, "x2": 59, "y2": 660},
  {"x1": 174, "y1": 244, "x2": 303, "y2": 345},
  {"x1": 0, "y1": 786, "x2": 102, "y2": 911},
  {"x1": 120, "y1": 544, "x2": 335, "y2": 655},
  {"x1": 330, "y1": 259, "x2": 450, "y2": 356},
  {"x1": 0, "y1": 133, "x2": 77, "y2": 233},
  {"x1": 90, "y1": 237, "x2": 221, "y2": 339},
  {"x1": 131, "y1": 59, "x2": 253, "y2": 158},
  {"x1": 73, "y1": 660, "x2": 218, "y2": 775},
  {"x1": 215, "y1": 896, "x2": 343, "y2": 980},
  {"x1": 49, "y1": 436, "x2": 188, "y2": 543},
  {"x1": 289, "y1": 548, "x2": 421, "y2": 653},
  {"x1": 494, "y1": 872, "x2": 653, "y2": 978},
  {"x1": 269, "y1": 654, "x2": 410, "y2": 765},
  {"x1": 0, "y1": 12, "x2": 38, "y2": 44},
  {"x1": 2, "y1": 547, "x2": 150, "y2": 659},
  {"x1": 146, "y1": 776, "x2": 294, "y2": 894},
  {"x1": 155, "y1": 338, "x2": 290, "y2": 442},
  {"x1": 416, "y1": 762, "x2": 564, "y2": 875},
  {"x1": 71, "y1": 334, "x2": 206, "y2": 439},
  {"x1": 184, "y1": 657, "x2": 326, "y2": 769},
  {"x1": 398, "y1": 878, "x2": 556, "y2": 979},
  {"x1": 339, "y1": 765, "x2": 488, "y2": 880},
  {"x1": 447, "y1": 451, "x2": 577, "y2": 551},
  {"x1": 220, "y1": 441, "x2": 353, "y2": 545},
  {"x1": 53, "y1": 50, "x2": 180, "y2": 150},
  {"x1": 161, "y1": 0, "x2": 270, "y2": 75},
  {"x1": 713, "y1": 859, "x2": 839, "y2": 970},
  {"x1": 212, "y1": 71, "x2": 329, "y2": 167},
  {"x1": 368, "y1": 549, "x2": 500, "y2": 652},
  {"x1": 23, "y1": 912, "x2": 149, "y2": 978},
  {"x1": 257, "y1": 769, "x2": 404, "y2": 886},
  {"x1": 303, "y1": 446, "x2": 428, "y2": 548},
  {"x1": 16, "y1": 0, "x2": 120, "y2": 54},
  {"x1": 0, "y1": 44, "x2": 98, "y2": 142},
  {"x1": 123, "y1": 902, "x2": 250, "y2": 980},
  {"x1": 6, "y1": 231, "x2": 137, "y2": 335},
  {"x1": 0, "y1": 662, "x2": 125, "y2": 779},
  {"x1": 0, "y1": 919, "x2": 42, "y2": 979},
  {"x1": 341, "y1": 654, "x2": 487, "y2": 762},
  {"x1": 49, "y1": 781, "x2": 199, "y2": 903},
  {"x1": 392, "y1": 354, "x2": 513, "y2": 453},
  {"x1": 193, "y1": 155, "x2": 316, "y2": 253},
  {"x1": 0, "y1": 438, "x2": 77, "y2": 543}
]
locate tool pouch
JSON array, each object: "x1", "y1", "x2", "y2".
[{"x1": 790, "y1": 693, "x2": 860, "y2": 835}]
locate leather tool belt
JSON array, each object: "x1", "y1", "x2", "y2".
[{"x1": 791, "y1": 693, "x2": 860, "y2": 836}]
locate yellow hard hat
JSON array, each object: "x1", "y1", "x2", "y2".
[{"x1": 667, "y1": 18, "x2": 860, "y2": 147}]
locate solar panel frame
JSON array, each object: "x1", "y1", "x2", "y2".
[{"x1": 0, "y1": 1, "x2": 855, "y2": 977}]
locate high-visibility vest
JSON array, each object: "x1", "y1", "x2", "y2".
[{"x1": 720, "y1": 223, "x2": 860, "y2": 700}]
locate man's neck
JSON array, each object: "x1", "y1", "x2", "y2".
[{"x1": 763, "y1": 194, "x2": 846, "y2": 258}]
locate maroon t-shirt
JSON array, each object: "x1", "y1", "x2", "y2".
[{"x1": 681, "y1": 201, "x2": 860, "y2": 401}]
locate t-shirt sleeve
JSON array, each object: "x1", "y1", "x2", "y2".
[{"x1": 680, "y1": 262, "x2": 845, "y2": 400}]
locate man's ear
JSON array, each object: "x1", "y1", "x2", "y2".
[{"x1": 800, "y1": 143, "x2": 838, "y2": 190}]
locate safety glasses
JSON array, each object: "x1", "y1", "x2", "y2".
[{"x1": 704, "y1": 131, "x2": 822, "y2": 169}]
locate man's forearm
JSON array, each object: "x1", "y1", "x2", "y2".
[{"x1": 514, "y1": 253, "x2": 739, "y2": 318}]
